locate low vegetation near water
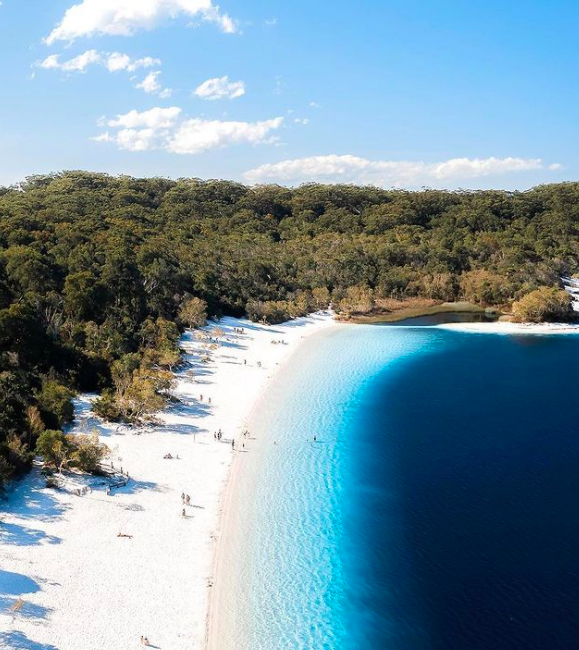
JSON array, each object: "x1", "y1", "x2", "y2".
[{"x1": 0, "y1": 172, "x2": 578, "y2": 484}]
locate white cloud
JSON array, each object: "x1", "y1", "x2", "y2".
[
  {"x1": 46, "y1": 0, "x2": 238, "y2": 44},
  {"x1": 243, "y1": 155, "x2": 559, "y2": 187},
  {"x1": 293, "y1": 118, "x2": 310, "y2": 125},
  {"x1": 107, "y1": 106, "x2": 182, "y2": 129},
  {"x1": 94, "y1": 108, "x2": 283, "y2": 154},
  {"x1": 39, "y1": 55, "x2": 61, "y2": 70},
  {"x1": 37, "y1": 50, "x2": 160, "y2": 74},
  {"x1": 167, "y1": 117, "x2": 283, "y2": 154},
  {"x1": 193, "y1": 75, "x2": 245, "y2": 100},
  {"x1": 136, "y1": 71, "x2": 172, "y2": 97},
  {"x1": 39, "y1": 49, "x2": 101, "y2": 73},
  {"x1": 90, "y1": 132, "x2": 114, "y2": 143},
  {"x1": 106, "y1": 52, "x2": 160, "y2": 72}
]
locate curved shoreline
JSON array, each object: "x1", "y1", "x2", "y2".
[
  {"x1": 4, "y1": 313, "x2": 573, "y2": 648},
  {"x1": 205, "y1": 320, "x2": 341, "y2": 650},
  {"x1": 204, "y1": 315, "x2": 579, "y2": 649},
  {"x1": 0, "y1": 313, "x2": 336, "y2": 650}
]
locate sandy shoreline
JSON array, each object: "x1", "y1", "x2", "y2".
[
  {"x1": 436, "y1": 321, "x2": 579, "y2": 334},
  {"x1": 3, "y1": 312, "x2": 575, "y2": 649},
  {"x1": 0, "y1": 312, "x2": 335, "y2": 650},
  {"x1": 205, "y1": 322, "x2": 346, "y2": 650}
]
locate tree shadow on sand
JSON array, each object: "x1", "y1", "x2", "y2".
[
  {"x1": 3, "y1": 480, "x2": 69, "y2": 523},
  {"x1": 0, "y1": 631, "x2": 59, "y2": 650},
  {"x1": 0, "y1": 569, "x2": 53, "y2": 622},
  {"x1": 114, "y1": 479, "x2": 161, "y2": 495},
  {"x1": 0, "y1": 522, "x2": 61, "y2": 547}
]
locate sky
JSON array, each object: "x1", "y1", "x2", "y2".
[{"x1": 0, "y1": 0, "x2": 577, "y2": 190}]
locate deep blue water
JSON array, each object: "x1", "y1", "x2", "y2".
[
  {"x1": 218, "y1": 325, "x2": 579, "y2": 650},
  {"x1": 342, "y1": 329, "x2": 579, "y2": 650}
]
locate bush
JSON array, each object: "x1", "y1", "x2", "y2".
[
  {"x1": 246, "y1": 299, "x2": 292, "y2": 324},
  {"x1": 179, "y1": 297, "x2": 208, "y2": 329},
  {"x1": 36, "y1": 428, "x2": 110, "y2": 475},
  {"x1": 35, "y1": 429, "x2": 71, "y2": 472},
  {"x1": 94, "y1": 361, "x2": 173, "y2": 424},
  {"x1": 312, "y1": 287, "x2": 331, "y2": 310},
  {"x1": 0, "y1": 455, "x2": 14, "y2": 489},
  {"x1": 511, "y1": 286, "x2": 575, "y2": 323},
  {"x1": 6, "y1": 434, "x2": 33, "y2": 470},
  {"x1": 338, "y1": 285, "x2": 375, "y2": 315},
  {"x1": 71, "y1": 432, "x2": 110, "y2": 473},
  {"x1": 93, "y1": 389, "x2": 123, "y2": 421},
  {"x1": 37, "y1": 379, "x2": 74, "y2": 428},
  {"x1": 460, "y1": 270, "x2": 512, "y2": 305}
]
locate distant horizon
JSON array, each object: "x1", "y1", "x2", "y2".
[{"x1": 3, "y1": 168, "x2": 579, "y2": 194}]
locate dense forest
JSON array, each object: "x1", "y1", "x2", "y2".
[{"x1": 1, "y1": 171, "x2": 578, "y2": 485}]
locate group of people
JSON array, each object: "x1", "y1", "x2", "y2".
[
  {"x1": 140, "y1": 635, "x2": 150, "y2": 646},
  {"x1": 232, "y1": 429, "x2": 251, "y2": 451},
  {"x1": 199, "y1": 394, "x2": 212, "y2": 404},
  {"x1": 242, "y1": 358, "x2": 262, "y2": 367},
  {"x1": 232, "y1": 326, "x2": 246, "y2": 335},
  {"x1": 270, "y1": 339, "x2": 288, "y2": 345},
  {"x1": 214, "y1": 428, "x2": 251, "y2": 450},
  {"x1": 163, "y1": 452, "x2": 180, "y2": 460},
  {"x1": 181, "y1": 491, "x2": 192, "y2": 518}
]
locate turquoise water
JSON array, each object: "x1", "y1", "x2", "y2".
[{"x1": 215, "y1": 324, "x2": 579, "y2": 650}]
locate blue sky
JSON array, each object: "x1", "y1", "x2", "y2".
[{"x1": 0, "y1": 0, "x2": 577, "y2": 189}]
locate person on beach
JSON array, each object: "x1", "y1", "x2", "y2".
[
  {"x1": 313, "y1": 435, "x2": 317, "y2": 442},
  {"x1": 182, "y1": 508, "x2": 186, "y2": 518},
  {"x1": 186, "y1": 494, "x2": 191, "y2": 506},
  {"x1": 232, "y1": 440, "x2": 235, "y2": 450},
  {"x1": 181, "y1": 492, "x2": 185, "y2": 504}
]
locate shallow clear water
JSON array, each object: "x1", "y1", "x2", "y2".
[{"x1": 216, "y1": 325, "x2": 579, "y2": 650}]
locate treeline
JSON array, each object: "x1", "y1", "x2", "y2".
[{"x1": 1, "y1": 172, "x2": 579, "y2": 484}]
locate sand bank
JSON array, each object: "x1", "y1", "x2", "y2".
[
  {"x1": 436, "y1": 321, "x2": 579, "y2": 335},
  {"x1": 0, "y1": 312, "x2": 335, "y2": 650}
]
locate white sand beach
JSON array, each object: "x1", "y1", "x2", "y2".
[
  {"x1": 437, "y1": 321, "x2": 579, "y2": 335},
  {"x1": 0, "y1": 312, "x2": 335, "y2": 650}
]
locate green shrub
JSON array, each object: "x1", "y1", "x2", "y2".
[
  {"x1": 35, "y1": 429, "x2": 71, "y2": 472},
  {"x1": 511, "y1": 286, "x2": 575, "y2": 323},
  {"x1": 37, "y1": 379, "x2": 74, "y2": 428},
  {"x1": 71, "y1": 432, "x2": 110, "y2": 473}
]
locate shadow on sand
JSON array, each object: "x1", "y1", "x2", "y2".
[
  {"x1": 0, "y1": 522, "x2": 60, "y2": 547},
  {"x1": 0, "y1": 631, "x2": 59, "y2": 650}
]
